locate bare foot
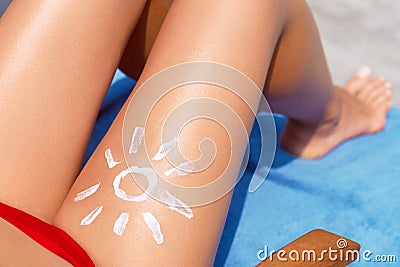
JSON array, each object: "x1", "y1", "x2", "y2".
[{"x1": 280, "y1": 67, "x2": 392, "y2": 159}]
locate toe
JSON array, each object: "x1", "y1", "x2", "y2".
[
  {"x1": 374, "y1": 87, "x2": 392, "y2": 112},
  {"x1": 372, "y1": 92, "x2": 391, "y2": 108},
  {"x1": 357, "y1": 77, "x2": 386, "y2": 101},
  {"x1": 344, "y1": 66, "x2": 372, "y2": 94},
  {"x1": 355, "y1": 66, "x2": 372, "y2": 79},
  {"x1": 385, "y1": 82, "x2": 393, "y2": 97}
]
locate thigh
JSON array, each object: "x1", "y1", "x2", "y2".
[
  {"x1": 54, "y1": 0, "x2": 291, "y2": 266},
  {"x1": 0, "y1": 219, "x2": 72, "y2": 267},
  {"x1": 0, "y1": 0, "x2": 146, "y2": 222}
]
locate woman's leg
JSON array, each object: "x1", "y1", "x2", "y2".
[
  {"x1": 118, "y1": 0, "x2": 392, "y2": 160},
  {"x1": 0, "y1": 218, "x2": 71, "y2": 266},
  {"x1": 263, "y1": 0, "x2": 392, "y2": 158},
  {"x1": 53, "y1": 0, "x2": 389, "y2": 266},
  {"x1": 0, "y1": 0, "x2": 147, "y2": 222}
]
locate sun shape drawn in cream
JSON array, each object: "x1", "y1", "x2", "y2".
[{"x1": 74, "y1": 127, "x2": 193, "y2": 244}]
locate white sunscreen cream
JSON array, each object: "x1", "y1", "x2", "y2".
[
  {"x1": 152, "y1": 136, "x2": 178, "y2": 161},
  {"x1": 105, "y1": 148, "x2": 121, "y2": 168},
  {"x1": 160, "y1": 190, "x2": 193, "y2": 219},
  {"x1": 142, "y1": 212, "x2": 164, "y2": 244},
  {"x1": 74, "y1": 183, "x2": 100, "y2": 202},
  {"x1": 113, "y1": 212, "x2": 130, "y2": 236},
  {"x1": 80, "y1": 206, "x2": 103, "y2": 226},
  {"x1": 113, "y1": 166, "x2": 158, "y2": 202},
  {"x1": 164, "y1": 161, "x2": 195, "y2": 178},
  {"x1": 129, "y1": 127, "x2": 145, "y2": 154}
]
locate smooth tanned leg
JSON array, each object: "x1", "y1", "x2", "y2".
[
  {"x1": 54, "y1": 0, "x2": 291, "y2": 266},
  {"x1": 0, "y1": 0, "x2": 146, "y2": 222},
  {"x1": 263, "y1": 1, "x2": 392, "y2": 158},
  {"x1": 0, "y1": 0, "x2": 147, "y2": 265}
]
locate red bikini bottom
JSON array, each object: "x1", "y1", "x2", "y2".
[{"x1": 0, "y1": 202, "x2": 94, "y2": 267}]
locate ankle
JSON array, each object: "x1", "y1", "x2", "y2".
[{"x1": 290, "y1": 87, "x2": 342, "y2": 134}]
